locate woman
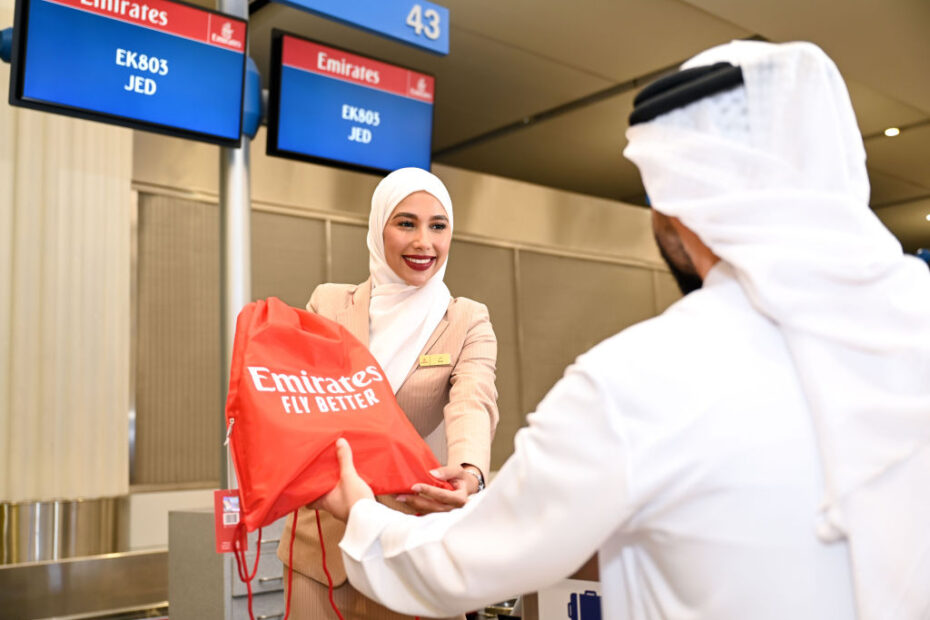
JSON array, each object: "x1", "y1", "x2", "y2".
[{"x1": 277, "y1": 167, "x2": 500, "y2": 619}]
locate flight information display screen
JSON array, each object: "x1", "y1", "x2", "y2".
[
  {"x1": 9, "y1": 0, "x2": 247, "y2": 145},
  {"x1": 268, "y1": 31, "x2": 434, "y2": 174}
]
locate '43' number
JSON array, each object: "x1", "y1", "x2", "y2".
[{"x1": 406, "y1": 4, "x2": 441, "y2": 41}]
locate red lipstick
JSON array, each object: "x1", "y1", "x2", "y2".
[{"x1": 402, "y1": 255, "x2": 436, "y2": 271}]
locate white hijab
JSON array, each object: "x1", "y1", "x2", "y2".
[
  {"x1": 367, "y1": 168, "x2": 453, "y2": 393},
  {"x1": 625, "y1": 41, "x2": 930, "y2": 620}
]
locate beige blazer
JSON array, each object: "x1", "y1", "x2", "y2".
[{"x1": 278, "y1": 279, "x2": 499, "y2": 585}]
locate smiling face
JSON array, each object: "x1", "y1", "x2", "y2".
[{"x1": 382, "y1": 191, "x2": 451, "y2": 286}]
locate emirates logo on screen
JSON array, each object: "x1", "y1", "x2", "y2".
[
  {"x1": 410, "y1": 76, "x2": 432, "y2": 99},
  {"x1": 210, "y1": 20, "x2": 244, "y2": 50}
]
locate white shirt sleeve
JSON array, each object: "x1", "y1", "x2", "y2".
[{"x1": 339, "y1": 363, "x2": 634, "y2": 617}]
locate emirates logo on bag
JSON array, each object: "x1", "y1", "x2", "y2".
[
  {"x1": 246, "y1": 364, "x2": 387, "y2": 414},
  {"x1": 224, "y1": 297, "x2": 450, "y2": 532}
]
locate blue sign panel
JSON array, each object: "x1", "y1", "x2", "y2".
[
  {"x1": 270, "y1": 0, "x2": 449, "y2": 55},
  {"x1": 267, "y1": 31, "x2": 434, "y2": 174},
  {"x1": 9, "y1": 0, "x2": 247, "y2": 145}
]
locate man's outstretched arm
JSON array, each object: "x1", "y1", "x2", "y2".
[{"x1": 317, "y1": 366, "x2": 635, "y2": 617}]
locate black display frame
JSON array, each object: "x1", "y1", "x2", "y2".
[
  {"x1": 266, "y1": 28, "x2": 436, "y2": 175},
  {"x1": 8, "y1": 0, "x2": 248, "y2": 147}
]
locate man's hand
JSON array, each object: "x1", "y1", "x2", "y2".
[
  {"x1": 395, "y1": 464, "x2": 479, "y2": 513},
  {"x1": 310, "y1": 438, "x2": 374, "y2": 522}
]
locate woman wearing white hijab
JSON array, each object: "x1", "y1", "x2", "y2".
[{"x1": 278, "y1": 167, "x2": 500, "y2": 620}]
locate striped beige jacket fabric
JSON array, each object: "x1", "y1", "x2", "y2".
[{"x1": 277, "y1": 278, "x2": 499, "y2": 596}]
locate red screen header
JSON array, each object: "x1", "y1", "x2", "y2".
[
  {"x1": 281, "y1": 36, "x2": 434, "y2": 104},
  {"x1": 44, "y1": 0, "x2": 246, "y2": 52}
]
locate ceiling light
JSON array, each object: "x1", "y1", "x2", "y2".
[
  {"x1": 925, "y1": 214, "x2": 930, "y2": 222},
  {"x1": 884, "y1": 127, "x2": 901, "y2": 137}
]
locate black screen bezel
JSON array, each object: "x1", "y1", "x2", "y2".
[
  {"x1": 266, "y1": 28, "x2": 436, "y2": 175},
  {"x1": 8, "y1": 0, "x2": 248, "y2": 147}
]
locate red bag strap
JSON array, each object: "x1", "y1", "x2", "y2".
[
  {"x1": 231, "y1": 509, "x2": 300, "y2": 620},
  {"x1": 232, "y1": 523, "x2": 262, "y2": 620}
]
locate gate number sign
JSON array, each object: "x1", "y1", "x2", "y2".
[{"x1": 268, "y1": 0, "x2": 449, "y2": 55}]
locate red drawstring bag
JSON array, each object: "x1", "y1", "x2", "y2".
[{"x1": 224, "y1": 297, "x2": 451, "y2": 619}]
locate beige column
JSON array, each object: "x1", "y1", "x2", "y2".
[{"x1": 0, "y1": 3, "x2": 132, "y2": 502}]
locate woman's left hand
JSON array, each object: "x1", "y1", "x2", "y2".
[{"x1": 395, "y1": 464, "x2": 481, "y2": 513}]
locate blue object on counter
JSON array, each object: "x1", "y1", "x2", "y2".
[{"x1": 568, "y1": 590, "x2": 602, "y2": 620}]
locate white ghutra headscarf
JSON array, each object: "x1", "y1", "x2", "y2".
[
  {"x1": 367, "y1": 168, "x2": 453, "y2": 393},
  {"x1": 625, "y1": 41, "x2": 930, "y2": 620}
]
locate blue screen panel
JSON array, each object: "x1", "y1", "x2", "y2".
[
  {"x1": 268, "y1": 32, "x2": 434, "y2": 174},
  {"x1": 10, "y1": 0, "x2": 247, "y2": 145}
]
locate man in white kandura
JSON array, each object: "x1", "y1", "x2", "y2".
[{"x1": 314, "y1": 41, "x2": 930, "y2": 620}]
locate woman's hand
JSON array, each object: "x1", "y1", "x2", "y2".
[
  {"x1": 395, "y1": 464, "x2": 482, "y2": 514},
  {"x1": 309, "y1": 438, "x2": 374, "y2": 522}
]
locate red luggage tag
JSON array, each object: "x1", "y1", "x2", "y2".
[{"x1": 214, "y1": 489, "x2": 245, "y2": 553}]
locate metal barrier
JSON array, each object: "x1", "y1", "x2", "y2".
[{"x1": 0, "y1": 497, "x2": 124, "y2": 564}]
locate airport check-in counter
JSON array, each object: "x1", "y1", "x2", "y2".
[
  {"x1": 168, "y1": 507, "x2": 601, "y2": 620},
  {"x1": 170, "y1": 509, "x2": 287, "y2": 620}
]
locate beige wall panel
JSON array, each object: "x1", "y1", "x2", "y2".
[
  {"x1": 1, "y1": 88, "x2": 131, "y2": 501},
  {"x1": 132, "y1": 132, "x2": 218, "y2": 199},
  {"x1": 437, "y1": 165, "x2": 661, "y2": 267},
  {"x1": 252, "y1": 212, "x2": 326, "y2": 309},
  {"x1": 444, "y1": 241, "x2": 520, "y2": 469},
  {"x1": 250, "y1": 130, "x2": 379, "y2": 220},
  {"x1": 518, "y1": 253, "x2": 656, "y2": 413},
  {"x1": 133, "y1": 132, "x2": 660, "y2": 268},
  {"x1": 653, "y1": 271, "x2": 683, "y2": 315},
  {"x1": 134, "y1": 129, "x2": 372, "y2": 225},
  {"x1": 135, "y1": 195, "x2": 220, "y2": 486},
  {"x1": 330, "y1": 222, "x2": 370, "y2": 286}
]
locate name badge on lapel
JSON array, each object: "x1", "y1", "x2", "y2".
[{"x1": 419, "y1": 353, "x2": 451, "y2": 367}]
